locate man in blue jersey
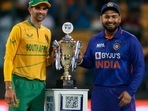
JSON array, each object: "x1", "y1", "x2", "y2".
[{"x1": 77, "y1": 2, "x2": 145, "y2": 111}]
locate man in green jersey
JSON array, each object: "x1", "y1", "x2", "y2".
[{"x1": 4, "y1": 0, "x2": 54, "y2": 111}]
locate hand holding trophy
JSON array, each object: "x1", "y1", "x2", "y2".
[{"x1": 52, "y1": 22, "x2": 82, "y2": 88}]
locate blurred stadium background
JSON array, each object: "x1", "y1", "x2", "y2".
[{"x1": 0, "y1": 0, "x2": 148, "y2": 110}]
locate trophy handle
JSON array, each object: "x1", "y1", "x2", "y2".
[
  {"x1": 52, "y1": 40, "x2": 62, "y2": 70},
  {"x1": 71, "y1": 41, "x2": 82, "y2": 71}
]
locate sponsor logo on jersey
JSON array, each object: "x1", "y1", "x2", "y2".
[
  {"x1": 96, "y1": 43, "x2": 105, "y2": 48},
  {"x1": 95, "y1": 52, "x2": 101, "y2": 59},
  {"x1": 95, "y1": 52, "x2": 120, "y2": 68},
  {"x1": 95, "y1": 52, "x2": 120, "y2": 59},
  {"x1": 26, "y1": 33, "x2": 33, "y2": 37}
]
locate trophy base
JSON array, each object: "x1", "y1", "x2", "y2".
[{"x1": 56, "y1": 80, "x2": 76, "y2": 88}]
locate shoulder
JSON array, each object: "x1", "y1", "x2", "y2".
[
  {"x1": 41, "y1": 25, "x2": 51, "y2": 32},
  {"x1": 10, "y1": 21, "x2": 25, "y2": 32},
  {"x1": 15, "y1": 20, "x2": 28, "y2": 27},
  {"x1": 13, "y1": 20, "x2": 29, "y2": 31},
  {"x1": 41, "y1": 25, "x2": 52, "y2": 37},
  {"x1": 122, "y1": 30, "x2": 135, "y2": 37},
  {"x1": 122, "y1": 30, "x2": 139, "y2": 42},
  {"x1": 121, "y1": 30, "x2": 141, "y2": 47},
  {"x1": 89, "y1": 31, "x2": 104, "y2": 42},
  {"x1": 86, "y1": 31, "x2": 104, "y2": 47}
]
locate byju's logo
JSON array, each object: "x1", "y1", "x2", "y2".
[
  {"x1": 95, "y1": 52, "x2": 121, "y2": 60},
  {"x1": 95, "y1": 52, "x2": 101, "y2": 59}
]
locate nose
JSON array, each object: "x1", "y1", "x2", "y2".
[{"x1": 108, "y1": 17, "x2": 114, "y2": 22}]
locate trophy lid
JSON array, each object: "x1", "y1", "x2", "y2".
[{"x1": 62, "y1": 22, "x2": 74, "y2": 34}]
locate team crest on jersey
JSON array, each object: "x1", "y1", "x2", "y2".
[
  {"x1": 45, "y1": 34, "x2": 49, "y2": 43},
  {"x1": 113, "y1": 43, "x2": 120, "y2": 50}
]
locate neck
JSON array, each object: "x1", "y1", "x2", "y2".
[
  {"x1": 30, "y1": 17, "x2": 41, "y2": 28},
  {"x1": 105, "y1": 29, "x2": 118, "y2": 39}
]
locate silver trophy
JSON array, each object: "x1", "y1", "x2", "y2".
[{"x1": 52, "y1": 22, "x2": 82, "y2": 88}]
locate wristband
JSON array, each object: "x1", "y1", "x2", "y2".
[{"x1": 6, "y1": 86, "x2": 12, "y2": 90}]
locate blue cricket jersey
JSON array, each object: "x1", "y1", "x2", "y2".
[{"x1": 81, "y1": 27, "x2": 145, "y2": 96}]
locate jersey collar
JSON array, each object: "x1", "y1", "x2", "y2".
[
  {"x1": 102, "y1": 27, "x2": 123, "y2": 39},
  {"x1": 27, "y1": 18, "x2": 41, "y2": 29}
]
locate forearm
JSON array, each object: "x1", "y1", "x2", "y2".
[
  {"x1": 46, "y1": 53, "x2": 55, "y2": 66},
  {"x1": 4, "y1": 59, "x2": 14, "y2": 81}
]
